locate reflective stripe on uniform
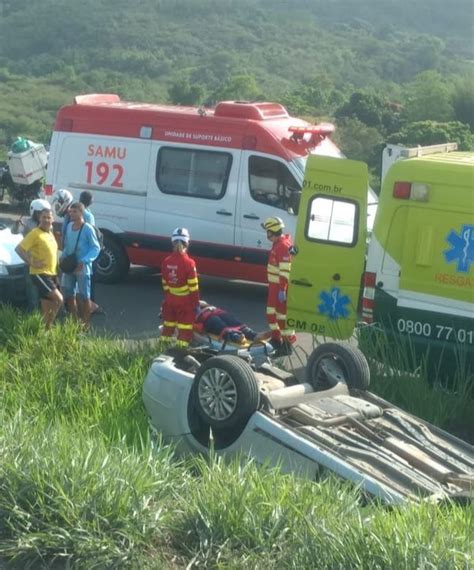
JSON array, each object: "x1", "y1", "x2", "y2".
[
  {"x1": 266, "y1": 307, "x2": 276, "y2": 314},
  {"x1": 268, "y1": 323, "x2": 279, "y2": 330},
  {"x1": 187, "y1": 277, "x2": 199, "y2": 285},
  {"x1": 276, "y1": 313, "x2": 287, "y2": 320},
  {"x1": 268, "y1": 275, "x2": 280, "y2": 284},
  {"x1": 177, "y1": 323, "x2": 193, "y2": 330},
  {"x1": 267, "y1": 264, "x2": 279, "y2": 274},
  {"x1": 188, "y1": 285, "x2": 199, "y2": 292},
  {"x1": 279, "y1": 262, "x2": 291, "y2": 270},
  {"x1": 168, "y1": 288, "x2": 190, "y2": 296},
  {"x1": 169, "y1": 284, "x2": 190, "y2": 293},
  {"x1": 281, "y1": 329, "x2": 295, "y2": 336},
  {"x1": 163, "y1": 320, "x2": 177, "y2": 327},
  {"x1": 176, "y1": 339, "x2": 189, "y2": 348}
]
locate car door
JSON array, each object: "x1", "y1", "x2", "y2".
[
  {"x1": 145, "y1": 144, "x2": 240, "y2": 263},
  {"x1": 287, "y1": 155, "x2": 368, "y2": 340}
]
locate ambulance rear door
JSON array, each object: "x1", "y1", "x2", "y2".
[{"x1": 287, "y1": 156, "x2": 368, "y2": 339}]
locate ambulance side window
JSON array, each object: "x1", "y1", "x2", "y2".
[
  {"x1": 156, "y1": 147, "x2": 232, "y2": 199},
  {"x1": 249, "y1": 156, "x2": 301, "y2": 213},
  {"x1": 306, "y1": 196, "x2": 358, "y2": 246}
]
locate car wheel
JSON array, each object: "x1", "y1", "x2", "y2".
[
  {"x1": 95, "y1": 234, "x2": 130, "y2": 284},
  {"x1": 306, "y1": 342, "x2": 370, "y2": 391},
  {"x1": 193, "y1": 355, "x2": 260, "y2": 430}
]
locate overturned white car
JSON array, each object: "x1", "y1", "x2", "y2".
[{"x1": 143, "y1": 342, "x2": 473, "y2": 505}]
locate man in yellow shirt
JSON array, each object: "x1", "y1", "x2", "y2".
[{"x1": 15, "y1": 209, "x2": 63, "y2": 329}]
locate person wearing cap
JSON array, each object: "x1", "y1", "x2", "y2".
[
  {"x1": 160, "y1": 228, "x2": 200, "y2": 349},
  {"x1": 262, "y1": 216, "x2": 296, "y2": 353}
]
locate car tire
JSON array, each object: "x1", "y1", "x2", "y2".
[
  {"x1": 95, "y1": 234, "x2": 130, "y2": 284},
  {"x1": 306, "y1": 342, "x2": 370, "y2": 391},
  {"x1": 193, "y1": 355, "x2": 260, "y2": 431}
]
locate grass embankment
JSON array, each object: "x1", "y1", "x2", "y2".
[
  {"x1": 0, "y1": 307, "x2": 472, "y2": 569},
  {"x1": 358, "y1": 328, "x2": 474, "y2": 442}
]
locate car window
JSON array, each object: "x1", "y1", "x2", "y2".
[
  {"x1": 248, "y1": 156, "x2": 301, "y2": 213},
  {"x1": 306, "y1": 196, "x2": 358, "y2": 246},
  {"x1": 156, "y1": 147, "x2": 232, "y2": 199}
]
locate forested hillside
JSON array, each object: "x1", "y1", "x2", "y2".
[{"x1": 0, "y1": 0, "x2": 472, "y2": 184}]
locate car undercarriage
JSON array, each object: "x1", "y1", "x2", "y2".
[{"x1": 143, "y1": 341, "x2": 473, "y2": 504}]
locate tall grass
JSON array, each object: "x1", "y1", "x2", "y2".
[
  {"x1": 0, "y1": 306, "x2": 472, "y2": 568},
  {"x1": 172, "y1": 456, "x2": 472, "y2": 569},
  {"x1": 357, "y1": 325, "x2": 473, "y2": 440},
  {"x1": 0, "y1": 416, "x2": 182, "y2": 569}
]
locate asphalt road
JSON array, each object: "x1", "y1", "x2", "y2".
[{"x1": 92, "y1": 269, "x2": 269, "y2": 340}]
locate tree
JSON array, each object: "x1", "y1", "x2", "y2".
[
  {"x1": 403, "y1": 71, "x2": 454, "y2": 123},
  {"x1": 333, "y1": 117, "x2": 384, "y2": 169},
  {"x1": 211, "y1": 74, "x2": 261, "y2": 103},
  {"x1": 335, "y1": 90, "x2": 401, "y2": 135},
  {"x1": 452, "y1": 75, "x2": 474, "y2": 130},
  {"x1": 168, "y1": 78, "x2": 205, "y2": 106},
  {"x1": 387, "y1": 121, "x2": 473, "y2": 150}
]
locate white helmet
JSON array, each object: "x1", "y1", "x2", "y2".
[
  {"x1": 171, "y1": 227, "x2": 190, "y2": 244},
  {"x1": 29, "y1": 198, "x2": 51, "y2": 217},
  {"x1": 52, "y1": 188, "x2": 73, "y2": 217}
]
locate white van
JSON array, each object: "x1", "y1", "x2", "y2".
[{"x1": 45, "y1": 94, "x2": 377, "y2": 283}]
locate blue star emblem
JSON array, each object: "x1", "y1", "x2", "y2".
[
  {"x1": 318, "y1": 287, "x2": 351, "y2": 320},
  {"x1": 444, "y1": 225, "x2": 474, "y2": 273}
]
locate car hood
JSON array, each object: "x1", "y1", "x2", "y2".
[{"x1": 0, "y1": 227, "x2": 24, "y2": 266}]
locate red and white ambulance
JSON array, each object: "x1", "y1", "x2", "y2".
[{"x1": 45, "y1": 94, "x2": 356, "y2": 283}]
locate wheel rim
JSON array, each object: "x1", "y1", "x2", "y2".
[
  {"x1": 311, "y1": 353, "x2": 346, "y2": 389},
  {"x1": 198, "y1": 367, "x2": 238, "y2": 421},
  {"x1": 97, "y1": 248, "x2": 115, "y2": 274}
]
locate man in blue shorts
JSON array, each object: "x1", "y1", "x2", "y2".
[{"x1": 60, "y1": 202, "x2": 101, "y2": 328}]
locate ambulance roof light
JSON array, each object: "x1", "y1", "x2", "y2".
[
  {"x1": 74, "y1": 94, "x2": 121, "y2": 105},
  {"x1": 214, "y1": 101, "x2": 289, "y2": 120},
  {"x1": 288, "y1": 124, "x2": 335, "y2": 138},
  {"x1": 287, "y1": 123, "x2": 335, "y2": 148}
]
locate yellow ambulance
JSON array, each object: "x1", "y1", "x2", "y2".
[{"x1": 287, "y1": 146, "x2": 474, "y2": 376}]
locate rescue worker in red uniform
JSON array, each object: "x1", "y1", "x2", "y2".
[
  {"x1": 262, "y1": 216, "x2": 296, "y2": 352},
  {"x1": 160, "y1": 227, "x2": 199, "y2": 349}
]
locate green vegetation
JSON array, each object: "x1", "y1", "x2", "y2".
[
  {"x1": 0, "y1": 307, "x2": 472, "y2": 568},
  {"x1": 357, "y1": 328, "x2": 473, "y2": 442},
  {"x1": 0, "y1": 0, "x2": 472, "y2": 186}
]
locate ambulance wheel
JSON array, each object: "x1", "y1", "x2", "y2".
[
  {"x1": 193, "y1": 355, "x2": 260, "y2": 430},
  {"x1": 306, "y1": 343, "x2": 370, "y2": 391},
  {"x1": 95, "y1": 234, "x2": 130, "y2": 284}
]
